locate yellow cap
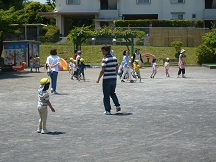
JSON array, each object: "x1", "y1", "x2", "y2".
[
  {"x1": 166, "y1": 58, "x2": 170, "y2": 60},
  {"x1": 70, "y1": 57, "x2": 73, "y2": 61},
  {"x1": 80, "y1": 58, "x2": 84, "y2": 62},
  {"x1": 40, "y1": 78, "x2": 50, "y2": 85},
  {"x1": 135, "y1": 60, "x2": 139, "y2": 63}
]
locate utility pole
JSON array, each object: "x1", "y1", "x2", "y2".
[{"x1": 24, "y1": 0, "x2": 27, "y2": 40}]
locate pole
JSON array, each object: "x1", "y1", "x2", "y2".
[{"x1": 24, "y1": 0, "x2": 27, "y2": 40}]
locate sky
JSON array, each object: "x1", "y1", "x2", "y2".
[{"x1": 30, "y1": 0, "x2": 47, "y2": 4}]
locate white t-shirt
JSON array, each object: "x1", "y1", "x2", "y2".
[
  {"x1": 164, "y1": 62, "x2": 169, "y2": 69},
  {"x1": 46, "y1": 55, "x2": 60, "y2": 72},
  {"x1": 38, "y1": 91, "x2": 49, "y2": 109},
  {"x1": 152, "y1": 62, "x2": 157, "y2": 70}
]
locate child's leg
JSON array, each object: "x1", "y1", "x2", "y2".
[
  {"x1": 166, "y1": 69, "x2": 168, "y2": 76},
  {"x1": 41, "y1": 108, "x2": 48, "y2": 130},
  {"x1": 38, "y1": 109, "x2": 42, "y2": 129}
]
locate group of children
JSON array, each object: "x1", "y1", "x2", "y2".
[
  {"x1": 68, "y1": 51, "x2": 86, "y2": 81},
  {"x1": 29, "y1": 56, "x2": 40, "y2": 72},
  {"x1": 118, "y1": 57, "x2": 171, "y2": 81}
]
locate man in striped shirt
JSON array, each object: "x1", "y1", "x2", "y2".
[{"x1": 96, "y1": 45, "x2": 121, "y2": 115}]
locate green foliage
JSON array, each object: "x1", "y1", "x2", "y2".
[
  {"x1": 171, "y1": 41, "x2": 183, "y2": 58},
  {"x1": 39, "y1": 25, "x2": 60, "y2": 42},
  {"x1": 26, "y1": 2, "x2": 54, "y2": 24},
  {"x1": 94, "y1": 27, "x2": 145, "y2": 38},
  {"x1": 114, "y1": 20, "x2": 204, "y2": 28},
  {"x1": 0, "y1": 0, "x2": 23, "y2": 10},
  {"x1": 202, "y1": 28, "x2": 216, "y2": 48},
  {"x1": 196, "y1": 44, "x2": 216, "y2": 64},
  {"x1": 68, "y1": 26, "x2": 94, "y2": 49},
  {"x1": 46, "y1": 0, "x2": 56, "y2": 9},
  {"x1": 68, "y1": 26, "x2": 145, "y2": 50},
  {"x1": 0, "y1": 7, "x2": 26, "y2": 40}
]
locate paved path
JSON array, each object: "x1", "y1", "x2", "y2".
[{"x1": 1, "y1": 67, "x2": 216, "y2": 162}]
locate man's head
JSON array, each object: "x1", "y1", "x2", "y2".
[{"x1": 101, "y1": 45, "x2": 111, "y2": 56}]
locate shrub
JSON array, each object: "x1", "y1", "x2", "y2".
[
  {"x1": 136, "y1": 39, "x2": 144, "y2": 46},
  {"x1": 171, "y1": 41, "x2": 183, "y2": 58},
  {"x1": 39, "y1": 25, "x2": 60, "y2": 43},
  {"x1": 114, "y1": 20, "x2": 204, "y2": 28},
  {"x1": 196, "y1": 44, "x2": 216, "y2": 64},
  {"x1": 202, "y1": 28, "x2": 216, "y2": 48}
]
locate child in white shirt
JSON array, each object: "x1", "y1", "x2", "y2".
[
  {"x1": 164, "y1": 58, "x2": 170, "y2": 77},
  {"x1": 150, "y1": 58, "x2": 157, "y2": 79}
]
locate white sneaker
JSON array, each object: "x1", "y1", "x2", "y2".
[
  {"x1": 51, "y1": 88, "x2": 54, "y2": 93},
  {"x1": 41, "y1": 129, "x2": 49, "y2": 134},
  {"x1": 116, "y1": 106, "x2": 121, "y2": 112},
  {"x1": 182, "y1": 75, "x2": 186, "y2": 78},
  {"x1": 104, "y1": 111, "x2": 111, "y2": 115},
  {"x1": 37, "y1": 129, "x2": 41, "y2": 133},
  {"x1": 177, "y1": 75, "x2": 180, "y2": 78}
]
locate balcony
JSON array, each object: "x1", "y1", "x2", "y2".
[
  {"x1": 98, "y1": 10, "x2": 119, "y2": 20},
  {"x1": 203, "y1": 9, "x2": 216, "y2": 20}
]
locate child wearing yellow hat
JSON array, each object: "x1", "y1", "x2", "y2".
[
  {"x1": 164, "y1": 58, "x2": 170, "y2": 77},
  {"x1": 133, "y1": 60, "x2": 141, "y2": 82},
  {"x1": 37, "y1": 78, "x2": 55, "y2": 134}
]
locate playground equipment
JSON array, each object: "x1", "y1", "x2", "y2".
[
  {"x1": 59, "y1": 58, "x2": 68, "y2": 71},
  {"x1": 142, "y1": 53, "x2": 156, "y2": 63},
  {"x1": 12, "y1": 62, "x2": 26, "y2": 71}
]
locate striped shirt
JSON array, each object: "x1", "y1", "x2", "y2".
[{"x1": 102, "y1": 53, "x2": 118, "y2": 80}]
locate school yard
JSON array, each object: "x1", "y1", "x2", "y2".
[{"x1": 1, "y1": 66, "x2": 216, "y2": 162}]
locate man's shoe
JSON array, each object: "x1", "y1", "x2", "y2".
[
  {"x1": 104, "y1": 111, "x2": 111, "y2": 115},
  {"x1": 116, "y1": 106, "x2": 121, "y2": 112}
]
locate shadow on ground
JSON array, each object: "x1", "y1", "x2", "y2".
[{"x1": 47, "y1": 131, "x2": 66, "y2": 135}]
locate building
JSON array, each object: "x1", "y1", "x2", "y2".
[{"x1": 40, "y1": 0, "x2": 216, "y2": 36}]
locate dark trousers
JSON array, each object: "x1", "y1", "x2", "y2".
[
  {"x1": 49, "y1": 71, "x2": 58, "y2": 91},
  {"x1": 102, "y1": 79, "x2": 120, "y2": 112},
  {"x1": 178, "y1": 68, "x2": 185, "y2": 75}
]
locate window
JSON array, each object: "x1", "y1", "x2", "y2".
[
  {"x1": 67, "y1": 0, "x2": 80, "y2": 5},
  {"x1": 192, "y1": 14, "x2": 196, "y2": 19},
  {"x1": 170, "y1": 0, "x2": 185, "y2": 4},
  {"x1": 100, "y1": 0, "x2": 117, "y2": 10},
  {"x1": 171, "y1": 12, "x2": 184, "y2": 20},
  {"x1": 137, "y1": 0, "x2": 151, "y2": 4}
]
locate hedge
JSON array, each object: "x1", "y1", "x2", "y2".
[{"x1": 114, "y1": 20, "x2": 204, "y2": 28}]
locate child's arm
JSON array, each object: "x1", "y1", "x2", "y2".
[{"x1": 46, "y1": 100, "x2": 55, "y2": 112}]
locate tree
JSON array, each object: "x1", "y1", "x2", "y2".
[
  {"x1": 68, "y1": 26, "x2": 94, "y2": 50},
  {"x1": 26, "y1": 2, "x2": 54, "y2": 24},
  {"x1": 46, "y1": 0, "x2": 56, "y2": 9},
  {"x1": 196, "y1": 28, "x2": 216, "y2": 64},
  {"x1": 0, "y1": 0, "x2": 24, "y2": 10},
  {"x1": 0, "y1": 7, "x2": 26, "y2": 56},
  {"x1": 171, "y1": 41, "x2": 183, "y2": 58},
  {"x1": 68, "y1": 26, "x2": 145, "y2": 52},
  {"x1": 202, "y1": 28, "x2": 216, "y2": 48}
]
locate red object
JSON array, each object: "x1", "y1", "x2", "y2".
[
  {"x1": 12, "y1": 62, "x2": 26, "y2": 71},
  {"x1": 73, "y1": 53, "x2": 77, "y2": 59}
]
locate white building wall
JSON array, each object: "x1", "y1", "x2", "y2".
[
  {"x1": 55, "y1": 0, "x2": 99, "y2": 12},
  {"x1": 161, "y1": 0, "x2": 204, "y2": 20}
]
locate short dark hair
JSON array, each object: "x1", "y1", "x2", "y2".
[
  {"x1": 123, "y1": 50, "x2": 127, "y2": 55},
  {"x1": 101, "y1": 45, "x2": 111, "y2": 53},
  {"x1": 74, "y1": 49, "x2": 78, "y2": 53},
  {"x1": 50, "y1": 49, "x2": 57, "y2": 55}
]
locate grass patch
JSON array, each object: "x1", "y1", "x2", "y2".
[{"x1": 1, "y1": 44, "x2": 197, "y2": 66}]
